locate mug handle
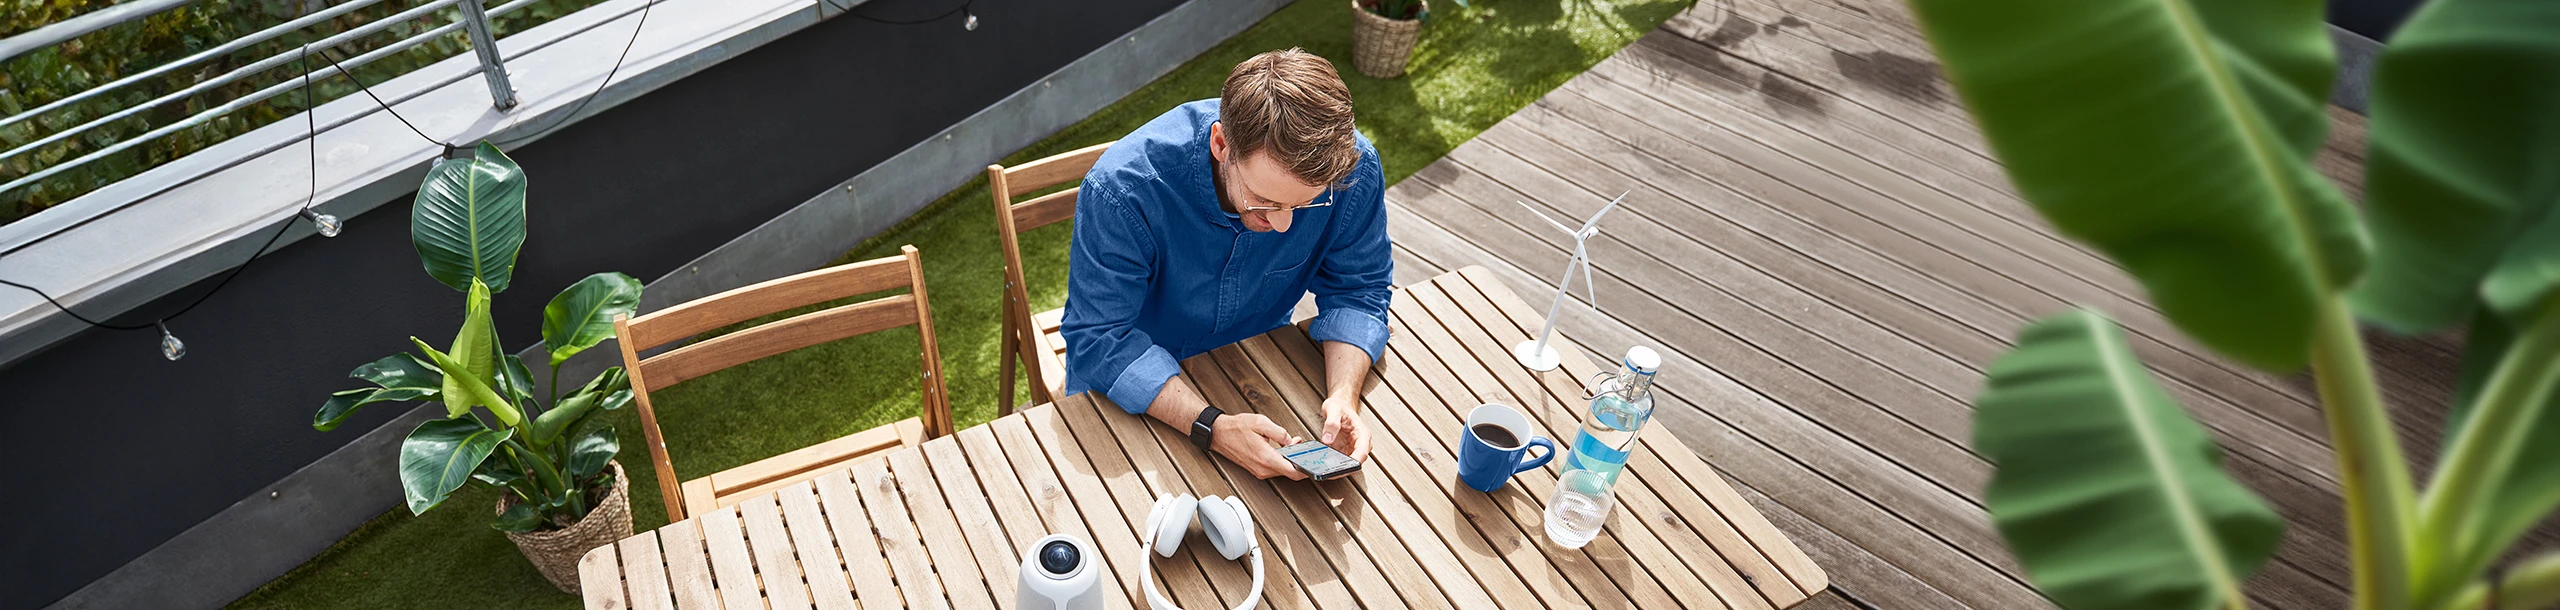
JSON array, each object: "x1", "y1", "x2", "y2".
[{"x1": 1513, "y1": 437, "x2": 1557, "y2": 473}]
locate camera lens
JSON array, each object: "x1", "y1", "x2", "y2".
[{"x1": 1039, "y1": 540, "x2": 1080, "y2": 575}]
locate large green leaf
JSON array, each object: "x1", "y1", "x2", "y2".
[
  {"x1": 411, "y1": 338, "x2": 523, "y2": 428},
  {"x1": 350, "y1": 353, "x2": 440, "y2": 392},
  {"x1": 2349, "y1": 0, "x2": 2560, "y2": 332},
  {"x1": 412, "y1": 141, "x2": 527, "y2": 294},
  {"x1": 315, "y1": 354, "x2": 446, "y2": 431},
  {"x1": 541, "y1": 272, "x2": 643, "y2": 367},
  {"x1": 399, "y1": 418, "x2": 512, "y2": 514},
  {"x1": 1907, "y1": 0, "x2": 2363, "y2": 370},
  {"x1": 566, "y1": 421, "x2": 618, "y2": 481},
  {"x1": 439, "y1": 281, "x2": 499, "y2": 418},
  {"x1": 529, "y1": 367, "x2": 630, "y2": 447},
  {"x1": 1977, "y1": 310, "x2": 2285, "y2": 610},
  {"x1": 313, "y1": 387, "x2": 435, "y2": 431}
]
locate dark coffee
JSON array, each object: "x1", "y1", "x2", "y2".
[{"x1": 1471, "y1": 423, "x2": 1522, "y2": 449}]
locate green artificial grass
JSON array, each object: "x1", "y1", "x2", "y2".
[{"x1": 226, "y1": 0, "x2": 1687, "y2": 606}]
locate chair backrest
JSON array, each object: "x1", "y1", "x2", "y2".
[
  {"x1": 988, "y1": 141, "x2": 1112, "y2": 414},
  {"x1": 610, "y1": 245, "x2": 950, "y2": 520}
]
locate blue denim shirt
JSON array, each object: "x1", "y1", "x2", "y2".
[{"x1": 1062, "y1": 99, "x2": 1395, "y2": 414}]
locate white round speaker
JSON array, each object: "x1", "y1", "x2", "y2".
[{"x1": 1017, "y1": 533, "x2": 1105, "y2": 610}]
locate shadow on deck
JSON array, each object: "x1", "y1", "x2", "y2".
[{"x1": 1383, "y1": 2, "x2": 2474, "y2": 608}]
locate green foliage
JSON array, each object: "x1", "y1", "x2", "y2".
[
  {"x1": 413, "y1": 144, "x2": 530, "y2": 294},
  {"x1": 2351, "y1": 0, "x2": 2560, "y2": 333},
  {"x1": 1907, "y1": 0, "x2": 2360, "y2": 371},
  {"x1": 1978, "y1": 311, "x2": 2284, "y2": 610},
  {"x1": 2, "y1": 0, "x2": 607, "y2": 224},
  {"x1": 1907, "y1": 0, "x2": 2560, "y2": 606},
  {"x1": 314, "y1": 139, "x2": 641, "y2": 536},
  {"x1": 539, "y1": 272, "x2": 643, "y2": 367}
]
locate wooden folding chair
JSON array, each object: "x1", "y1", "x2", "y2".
[
  {"x1": 988, "y1": 141, "x2": 1114, "y2": 416},
  {"x1": 612, "y1": 245, "x2": 952, "y2": 520}
]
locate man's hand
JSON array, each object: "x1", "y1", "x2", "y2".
[
  {"x1": 1213, "y1": 412, "x2": 1308, "y2": 480},
  {"x1": 1320, "y1": 395, "x2": 1370, "y2": 463}
]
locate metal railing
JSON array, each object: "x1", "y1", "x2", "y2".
[{"x1": 0, "y1": 0, "x2": 540, "y2": 200}]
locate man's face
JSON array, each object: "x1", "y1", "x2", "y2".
[{"x1": 1211, "y1": 123, "x2": 1329, "y2": 233}]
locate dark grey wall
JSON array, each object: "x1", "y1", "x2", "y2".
[
  {"x1": 0, "y1": 0, "x2": 1183, "y2": 606},
  {"x1": 2332, "y1": 0, "x2": 2420, "y2": 40}
]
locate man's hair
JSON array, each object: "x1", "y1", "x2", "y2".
[{"x1": 1221, "y1": 48, "x2": 1360, "y2": 187}]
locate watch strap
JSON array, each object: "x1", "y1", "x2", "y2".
[{"x1": 1190, "y1": 406, "x2": 1224, "y2": 452}]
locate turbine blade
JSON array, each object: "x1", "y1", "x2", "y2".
[
  {"x1": 1579, "y1": 191, "x2": 1628, "y2": 232},
  {"x1": 1518, "y1": 200, "x2": 1575, "y2": 234}
]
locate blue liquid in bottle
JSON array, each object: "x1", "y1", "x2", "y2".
[{"x1": 1566, "y1": 347, "x2": 1659, "y2": 485}]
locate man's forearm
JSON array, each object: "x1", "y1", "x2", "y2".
[
  {"x1": 1323, "y1": 340, "x2": 1373, "y2": 403},
  {"x1": 1144, "y1": 374, "x2": 1213, "y2": 431}
]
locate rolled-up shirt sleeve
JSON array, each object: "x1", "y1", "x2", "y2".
[
  {"x1": 1061, "y1": 182, "x2": 1179, "y2": 414},
  {"x1": 1307, "y1": 154, "x2": 1394, "y2": 363}
]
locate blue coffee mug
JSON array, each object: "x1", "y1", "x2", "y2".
[{"x1": 1457, "y1": 404, "x2": 1557, "y2": 492}]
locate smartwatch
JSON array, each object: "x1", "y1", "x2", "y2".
[{"x1": 1190, "y1": 406, "x2": 1224, "y2": 452}]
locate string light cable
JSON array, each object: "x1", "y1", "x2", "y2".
[
  {"x1": 0, "y1": 44, "x2": 338, "y2": 360},
  {"x1": 824, "y1": 0, "x2": 978, "y2": 30}
]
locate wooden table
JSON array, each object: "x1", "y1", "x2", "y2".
[{"x1": 579, "y1": 267, "x2": 1827, "y2": 610}]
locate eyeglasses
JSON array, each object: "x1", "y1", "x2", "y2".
[
  {"x1": 1239, "y1": 184, "x2": 1341, "y2": 213},
  {"x1": 1239, "y1": 201, "x2": 1333, "y2": 213}
]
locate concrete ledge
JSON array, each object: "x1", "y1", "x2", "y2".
[
  {"x1": 0, "y1": 0, "x2": 833, "y2": 370},
  {"x1": 2329, "y1": 24, "x2": 2383, "y2": 115},
  {"x1": 42, "y1": 0, "x2": 1280, "y2": 606}
]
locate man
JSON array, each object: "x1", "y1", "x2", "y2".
[{"x1": 1063, "y1": 48, "x2": 1393, "y2": 480}]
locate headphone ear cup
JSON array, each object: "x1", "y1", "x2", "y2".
[
  {"x1": 1197, "y1": 496, "x2": 1251, "y2": 560},
  {"x1": 1152, "y1": 494, "x2": 1196, "y2": 558}
]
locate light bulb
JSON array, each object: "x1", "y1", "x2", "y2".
[
  {"x1": 962, "y1": 10, "x2": 978, "y2": 30},
  {"x1": 302, "y1": 209, "x2": 342, "y2": 237},
  {"x1": 158, "y1": 322, "x2": 185, "y2": 361}
]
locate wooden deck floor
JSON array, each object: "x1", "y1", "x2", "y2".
[{"x1": 1381, "y1": 3, "x2": 2477, "y2": 608}]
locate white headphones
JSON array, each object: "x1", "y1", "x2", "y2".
[{"x1": 1140, "y1": 493, "x2": 1264, "y2": 610}]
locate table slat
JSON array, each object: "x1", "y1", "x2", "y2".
[
  {"x1": 815, "y1": 469, "x2": 909, "y2": 609},
  {"x1": 581, "y1": 542, "x2": 628, "y2": 610},
  {"x1": 1233, "y1": 334, "x2": 1507, "y2": 610},
  {"x1": 1376, "y1": 298, "x2": 1684, "y2": 608},
  {"x1": 987, "y1": 417, "x2": 1141, "y2": 610},
  {"x1": 1056, "y1": 386, "x2": 1324, "y2": 610},
  {"x1": 619, "y1": 530, "x2": 678, "y2": 610},
  {"x1": 849, "y1": 459, "x2": 952, "y2": 610},
  {"x1": 776, "y1": 481, "x2": 861, "y2": 610},
  {"x1": 1407, "y1": 278, "x2": 1763, "y2": 609},
  {"x1": 658, "y1": 521, "x2": 722, "y2": 610},
  {"x1": 887, "y1": 448, "x2": 1000, "y2": 609},
  {"x1": 1023, "y1": 401, "x2": 1229, "y2": 610},
  {"x1": 1052, "y1": 390, "x2": 1269, "y2": 610},
  {"x1": 921, "y1": 436, "x2": 1027, "y2": 605},
  {"x1": 699, "y1": 507, "x2": 769, "y2": 610},
  {"x1": 1204, "y1": 346, "x2": 1444, "y2": 610},
  {"x1": 1256, "y1": 323, "x2": 1585, "y2": 610},
  {"x1": 743, "y1": 494, "x2": 817, "y2": 610},
  {"x1": 1455, "y1": 265, "x2": 1832, "y2": 598}
]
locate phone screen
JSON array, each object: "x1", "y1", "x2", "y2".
[{"x1": 1281, "y1": 440, "x2": 1361, "y2": 480}]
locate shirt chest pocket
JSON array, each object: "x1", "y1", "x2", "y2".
[{"x1": 1254, "y1": 258, "x2": 1311, "y2": 311}]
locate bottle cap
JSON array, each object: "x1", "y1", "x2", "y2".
[{"x1": 1624, "y1": 346, "x2": 1660, "y2": 374}]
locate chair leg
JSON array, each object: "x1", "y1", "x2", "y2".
[{"x1": 998, "y1": 300, "x2": 1020, "y2": 417}]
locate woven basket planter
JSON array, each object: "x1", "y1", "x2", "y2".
[
  {"x1": 496, "y1": 461, "x2": 633, "y2": 594},
  {"x1": 1350, "y1": 0, "x2": 1425, "y2": 78}
]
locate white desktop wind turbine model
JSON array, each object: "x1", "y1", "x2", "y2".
[{"x1": 1512, "y1": 191, "x2": 1626, "y2": 372}]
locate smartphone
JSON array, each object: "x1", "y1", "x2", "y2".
[{"x1": 1280, "y1": 440, "x2": 1362, "y2": 480}]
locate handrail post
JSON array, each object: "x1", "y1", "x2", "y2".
[{"x1": 456, "y1": 0, "x2": 518, "y2": 110}]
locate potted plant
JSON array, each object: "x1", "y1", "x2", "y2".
[
  {"x1": 1350, "y1": 0, "x2": 1463, "y2": 79},
  {"x1": 311, "y1": 142, "x2": 645, "y2": 594}
]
